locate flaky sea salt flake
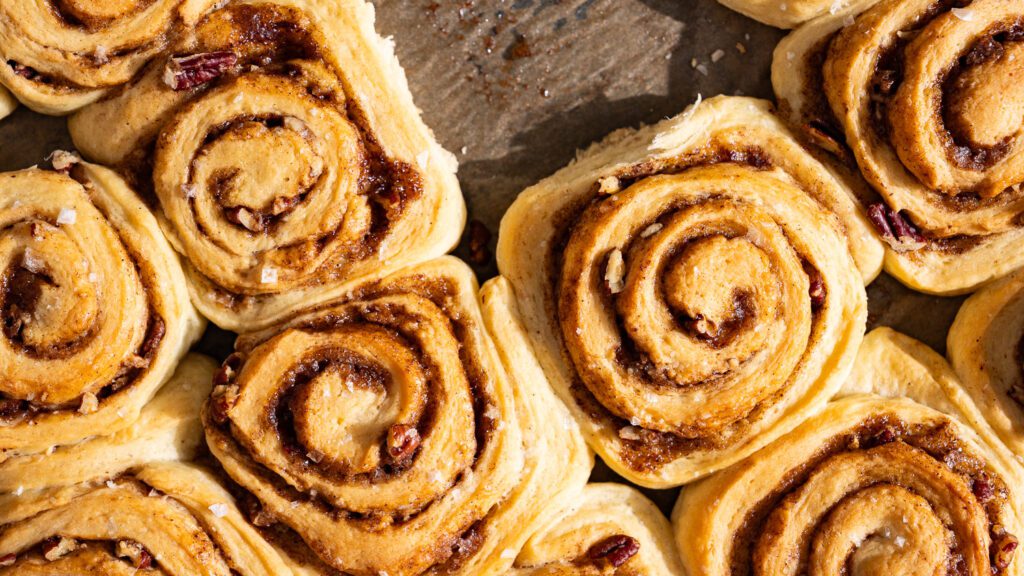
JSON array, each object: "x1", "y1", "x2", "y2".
[
  {"x1": 951, "y1": 7, "x2": 974, "y2": 21},
  {"x1": 208, "y1": 503, "x2": 230, "y2": 518},
  {"x1": 56, "y1": 207, "x2": 77, "y2": 225}
]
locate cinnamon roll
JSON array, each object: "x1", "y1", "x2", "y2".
[
  {"x1": 205, "y1": 257, "x2": 589, "y2": 576},
  {"x1": 505, "y1": 483, "x2": 684, "y2": 576},
  {"x1": 674, "y1": 327, "x2": 1024, "y2": 575},
  {"x1": 495, "y1": 94, "x2": 870, "y2": 487},
  {"x1": 69, "y1": 0, "x2": 464, "y2": 331},
  {"x1": 948, "y1": 268, "x2": 1024, "y2": 456},
  {"x1": 0, "y1": 0, "x2": 216, "y2": 115},
  {"x1": 0, "y1": 161, "x2": 203, "y2": 474},
  {"x1": 0, "y1": 461, "x2": 303, "y2": 575},
  {"x1": 774, "y1": 0, "x2": 1024, "y2": 294}
]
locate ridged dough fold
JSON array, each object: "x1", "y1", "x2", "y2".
[
  {"x1": 949, "y1": 269, "x2": 1024, "y2": 456},
  {"x1": 0, "y1": 0, "x2": 216, "y2": 114},
  {"x1": 505, "y1": 483, "x2": 684, "y2": 575},
  {"x1": 205, "y1": 257, "x2": 591, "y2": 576}
]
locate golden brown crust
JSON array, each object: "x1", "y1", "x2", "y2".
[
  {"x1": 0, "y1": 462, "x2": 300, "y2": 575},
  {"x1": 504, "y1": 484, "x2": 683, "y2": 576},
  {"x1": 204, "y1": 257, "x2": 583, "y2": 576},
  {"x1": 948, "y1": 268, "x2": 1024, "y2": 456},
  {"x1": 716, "y1": 0, "x2": 853, "y2": 28},
  {"x1": 69, "y1": 0, "x2": 464, "y2": 331}
]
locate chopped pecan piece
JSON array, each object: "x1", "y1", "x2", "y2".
[
  {"x1": 605, "y1": 249, "x2": 626, "y2": 294},
  {"x1": 163, "y1": 51, "x2": 237, "y2": 91},
  {"x1": 8, "y1": 61, "x2": 39, "y2": 80},
  {"x1": 870, "y1": 426, "x2": 897, "y2": 446},
  {"x1": 210, "y1": 384, "x2": 240, "y2": 424},
  {"x1": 46, "y1": 150, "x2": 81, "y2": 174},
  {"x1": 213, "y1": 353, "x2": 244, "y2": 387},
  {"x1": 803, "y1": 120, "x2": 849, "y2": 160},
  {"x1": 973, "y1": 473, "x2": 995, "y2": 502},
  {"x1": 115, "y1": 540, "x2": 152, "y2": 569},
  {"x1": 224, "y1": 206, "x2": 266, "y2": 232},
  {"x1": 867, "y1": 203, "x2": 926, "y2": 251},
  {"x1": 993, "y1": 533, "x2": 1019, "y2": 572},
  {"x1": 804, "y1": 263, "x2": 826, "y2": 310},
  {"x1": 386, "y1": 424, "x2": 421, "y2": 462},
  {"x1": 588, "y1": 534, "x2": 640, "y2": 568},
  {"x1": 41, "y1": 536, "x2": 77, "y2": 561}
]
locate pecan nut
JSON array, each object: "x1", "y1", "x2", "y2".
[
  {"x1": 867, "y1": 203, "x2": 926, "y2": 251},
  {"x1": 588, "y1": 534, "x2": 640, "y2": 568},
  {"x1": 41, "y1": 536, "x2": 77, "y2": 561},
  {"x1": 993, "y1": 532, "x2": 1019, "y2": 572},
  {"x1": 115, "y1": 540, "x2": 153, "y2": 569},
  {"x1": 386, "y1": 424, "x2": 421, "y2": 462},
  {"x1": 163, "y1": 51, "x2": 238, "y2": 91}
]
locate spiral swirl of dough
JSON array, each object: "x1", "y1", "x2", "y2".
[
  {"x1": 775, "y1": 0, "x2": 1024, "y2": 293},
  {"x1": 497, "y1": 96, "x2": 869, "y2": 487},
  {"x1": 0, "y1": 163, "x2": 201, "y2": 464},
  {"x1": 69, "y1": 0, "x2": 464, "y2": 331}
]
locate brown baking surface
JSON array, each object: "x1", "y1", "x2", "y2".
[{"x1": 0, "y1": 0, "x2": 966, "y2": 515}]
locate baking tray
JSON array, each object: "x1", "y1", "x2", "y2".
[{"x1": 0, "y1": 0, "x2": 967, "y2": 515}]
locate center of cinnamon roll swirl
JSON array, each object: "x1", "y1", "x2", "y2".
[
  {"x1": 281, "y1": 331, "x2": 429, "y2": 476},
  {"x1": 663, "y1": 236, "x2": 771, "y2": 349},
  {"x1": 946, "y1": 40, "x2": 1024, "y2": 151},
  {"x1": 939, "y1": 22, "x2": 1024, "y2": 173},
  {"x1": 561, "y1": 173, "x2": 818, "y2": 441},
  {"x1": 201, "y1": 119, "x2": 321, "y2": 232},
  {"x1": 1, "y1": 227, "x2": 97, "y2": 358}
]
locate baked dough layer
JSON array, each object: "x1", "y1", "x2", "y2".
[
  {"x1": 949, "y1": 268, "x2": 1024, "y2": 457},
  {"x1": 717, "y1": 0, "x2": 848, "y2": 28},
  {"x1": 504, "y1": 483, "x2": 684, "y2": 575},
  {"x1": 0, "y1": 0, "x2": 216, "y2": 115},
  {"x1": 207, "y1": 257, "x2": 589, "y2": 576},
  {"x1": 0, "y1": 461, "x2": 302, "y2": 575}
]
